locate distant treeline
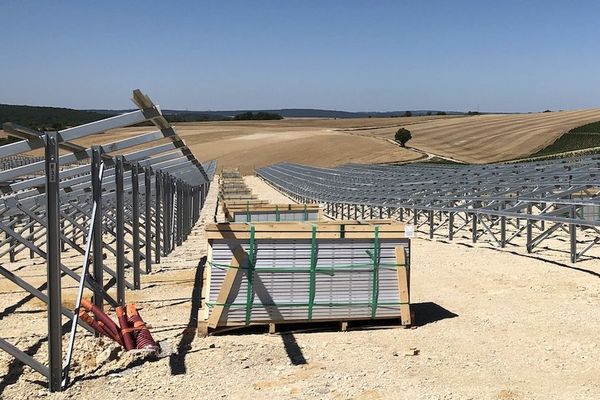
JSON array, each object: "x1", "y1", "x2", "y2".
[
  {"x1": 0, "y1": 104, "x2": 115, "y2": 131},
  {"x1": 165, "y1": 112, "x2": 231, "y2": 122},
  {"x1": 167, "y1": 111, "x2": 284, "y2": 121},
  {"x1": 233, "y1": 112, "x2": 283, "y2": 120},
  {"x1": 0, "y1": 104, "x2": 286, "y2": 131}
]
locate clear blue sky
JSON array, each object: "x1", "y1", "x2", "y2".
[{"x1": 1, "y1": 1, "x2": 599, "y2": 112}]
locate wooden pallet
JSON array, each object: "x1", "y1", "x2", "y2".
[{"x1": 198, "y1": 315, "x2": 413, "y2": 336}]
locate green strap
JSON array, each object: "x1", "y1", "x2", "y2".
[
  {"x1": 307, "y1": 224, "x2": 317, "y2": 320},
  {"x1": 275, "y1": 205, "x2": 280, "y2": 222},
  {"x1": 371, "y1": 226, "x2": 380, "y2": 318},
  {"x1": 246, "y1": 201, "x2": 251, "y2": 222},
  {"x1": 245, "y1": 224, "x2": 255, "y2": 325},
  {"x1": 304, "y1": 203, "x2": 308, "y2": 221}
]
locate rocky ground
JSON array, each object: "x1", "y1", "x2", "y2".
[{"x1": 0, "y1": 176, "x2": 599, "y2": 400}]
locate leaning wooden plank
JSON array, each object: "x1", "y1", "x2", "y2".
[
  {"x1": 207, "y1": 246, "x2": 248, "y2": 328},
  {"x1": 395, "y1": 246, "x2": 411, "y2": 326}
]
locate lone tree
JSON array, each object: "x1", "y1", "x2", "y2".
[{"x1": 395, "y1": 128, "x2": 412, "y2": 147}]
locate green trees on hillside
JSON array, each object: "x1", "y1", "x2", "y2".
[
  {"x1": 0, "y1": 104, "x2": 112, "y2": 131},
  {"x1": 233, "y1": 112, "x2": 283, "y2": 120}
]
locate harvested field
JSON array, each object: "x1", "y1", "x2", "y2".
[
  {"x1": 11, "y1": 108, "x2": 597, "y2": 174},
  {"x1": 351, "y1": 109, "x2": 600, "y2": 163},
  {"x1": 171, "y1": 122, "x2": 420, "y2": 175}
]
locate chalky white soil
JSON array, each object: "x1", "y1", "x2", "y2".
[{"x1": 0, "y1": 176, "x2": 599, "y2": 400}]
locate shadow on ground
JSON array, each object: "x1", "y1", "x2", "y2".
[
  {"x1": 410, "y1": 302, "x2": 458, "y2": 327},
  {"x1": 169, "y1": 256, "x2": 206, "y2": 375}
]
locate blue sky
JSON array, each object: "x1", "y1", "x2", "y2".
[{"x1": 1, "y1": 1, "x2": 599, "y2": 112}]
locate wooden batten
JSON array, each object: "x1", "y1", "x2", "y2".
[
  {"x1": 222, "y1": 203, "x2": 322, "y2": 223},
  {"x1": 223, "y1": 199, "x2": 270, "y2": 206},
  {"x1": 206, "y1": 221, "x2": 406, "y2": 240},
  {"x1": 207, "y1": 246, "x2": 248, "y2": 328},
  {"x1": 395, "y1": 246, "x2": 411, "y2": 325},
  {"x1": 220, "y1": 194, "x2": 258, "y2": 200},
  {"x1": 224, "y1": 203, "x2": 320, "y2": 212}
]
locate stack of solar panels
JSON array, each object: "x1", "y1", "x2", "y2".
[{"x1": 202, "y1": 221, "x2": 411, "y2": 329}]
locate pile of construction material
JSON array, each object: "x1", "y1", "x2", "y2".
[
  {"x1": 200, "y1": 169, "x2": 412, "y2": 335},
  {"x1": 80, "y1": 299, "x2": 159, "y2": 352},
  {"x1": 220, "y1": 168, "x2": 320, "y2": 222}
]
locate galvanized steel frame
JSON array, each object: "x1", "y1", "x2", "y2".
[
  {"x1": 257, "y1": 159, "x2": 600, "y2": 264},
  {"x1": 0, "y1": 90, "x2": 216, "y2": 391}
]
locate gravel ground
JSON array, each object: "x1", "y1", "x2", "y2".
[{"x1": 0, "y1": 176, "x2": 599, "y2": 400}]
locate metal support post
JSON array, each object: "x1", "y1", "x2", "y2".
[
  {"x1": 163, "y1": 174, "x2": 170, "y2": 254},
  {"x1": 145, "y1": 167, "x2": 152, "y2": 273},
  {"x1": 91, "y1": 147, "x2": 104, "y2": 312},
  {"x1": 570, "y1": 206, "x2": 577, "y2": 263},
  {"x1": 9, "y1": 216, "x2": 15, "y2": 262},
  {"x1": 155, "y1": 170, "x2": 161, "y2": 263},
  {"x1": 29, "y1": 216, "x2": 35, "y2": 259},
  {"x1": 177, "y1": 180, "x2": 183, "y2": 245},
  {"x1": 45, "y1": 132, "x2": 62, "y2": 392},
  {"x1": 429, "y1": 210, "x2": 434, "y2": 239},
  {"x1": 526, "y1": 204, "x2": 533, "y2": 253},
  {"x1": 115, "y1": 156, "x2": 126, "y2": 305},
  {"x1": 131, "y1": 163, "x2": 141, "y2": 289},
  {"x1": 500, "y1": 202, "x2": 506, "y2": 248}
]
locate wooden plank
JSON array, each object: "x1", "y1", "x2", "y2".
[
  {"x1": 206, "y1": 221, "x2": 404, "y2": 240},
  {"x1": 395, "y1": 246, "x2": 411, "y2": 326},
  {"x1": 206, "y1": 221, "x2": 405, "y2": 231},
  {"x1": 206, "y1": 315, "x2": 408, "y2": 329},
  {"x1": 197, "y1": 321, "x2": 208, "y2": 337},
  {"x1": 205, "y1": 230, "x2": 343, "y2": 240},
  {"x1": 199, "y1": 241, "x2": 214, "y2": 322},
  {"x1": 206, "y1": 246, "x2": 248, "y2": 329},
  {"x1": 224, "y1": 200, "x2": 269, "y2": 206},
  {"x1": 205, "y1": 221, "x2": 406, "y2": 239},
  {"x1": 221, "y1": 195, "x2": 257, "y2": 200},
  {"x1": 225, "y1": 204, "x2": 320, "y2": 212}
]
